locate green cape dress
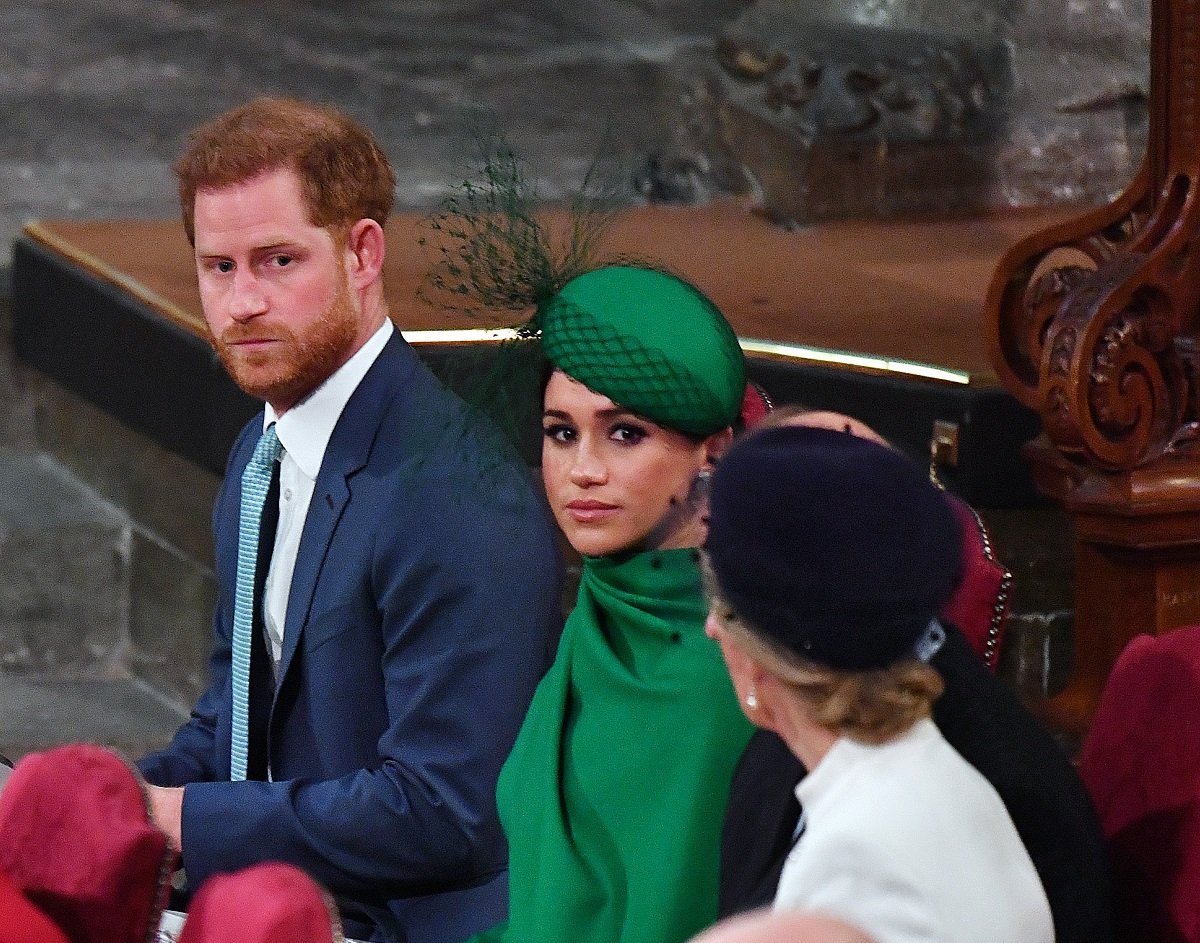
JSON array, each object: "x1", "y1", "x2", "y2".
[{"x1": 471, "y1": 547, "x2": 753, "y2": 943}]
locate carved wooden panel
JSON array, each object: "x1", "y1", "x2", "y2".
[{"x1": 986, "y1": 0, "x2": 1200, "y2": 473}]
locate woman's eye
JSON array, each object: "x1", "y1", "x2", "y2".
[
  {"x1": 611, "y1": 424, "x2": 647, "y2": 444},
  {"x1": 215, "y1": 260, "x2": 234, "y2": 274},
  {"x1": 542, "y1": 424, "x2": 575, "y2": 443}
]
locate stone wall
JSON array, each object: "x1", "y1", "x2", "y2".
[
  {"x1": 0, "y1": 292, "x2": 200, "y2": 757},
  {"x1": 647, "y1": 0, "x2": 1149, "y2": 222}
]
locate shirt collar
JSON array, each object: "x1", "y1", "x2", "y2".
[
  {"x1": 794, "y1": 717, "x2": 938, "y2": 812},
  {"x1": 263, "y1": 320, "x2": 393, "y2": 479}
]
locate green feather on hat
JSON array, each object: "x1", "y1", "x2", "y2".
[{"x1": 420, "y1": 129, "x2": 746, "y2": 438}]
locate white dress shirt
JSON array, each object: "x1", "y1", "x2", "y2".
[
  {"x1": 261, "y1": 319, "x2": 393, "y2": 674},
  {"x1": 774, "y1": 718, "x2": 1053, "y2": 943}
]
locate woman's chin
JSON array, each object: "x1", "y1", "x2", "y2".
[
  {"x1": 566, "y1": 531, "x2": 629, "y2": 558},
  {"x1": 558, "y1": 519, "x2": 632, "y2": 558}
]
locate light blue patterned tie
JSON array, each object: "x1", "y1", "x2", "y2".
[{"x1": 230, "y1": 424, "x2": 281, "y2": 782}]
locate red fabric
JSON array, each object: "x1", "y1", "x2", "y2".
[
  {"x1": 0, "y1": 870, "x2": 69, "y2": 943},
  {"x1": 0, "y1": 744, "x2": 174, "y2": 943},
  {"x1": 1078, "y1": 627, "x2": 1200, "y2": 943},
  {"x1": 738, "y1": 382, "x2": 772, "y2": 430},
  {"x1": 939, "y1": 493, "x2": 1010, "y2": 672},
  {"x1": 179, "y1": 863, "x2": 342, "y2": 943}
]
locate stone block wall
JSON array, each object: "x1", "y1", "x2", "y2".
[{"x1": 0, "y1": 292, "x2": 200, "y2": 756}]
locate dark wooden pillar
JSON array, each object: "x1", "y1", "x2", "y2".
[{"x1": 985, "y1": 0, "x2": 1200, "y2": 733}]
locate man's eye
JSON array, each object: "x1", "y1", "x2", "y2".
[
  {"x1": 542, "y1": 424, "x2": 575, "y2": 443},
  {"x1": 611, "y1": 424, "x2": 647, "y2": 444},
  {"x1": 271, "y1": 254, "x2": 293, "y2": 267},
  {"x1": 215, "y1": 260, "x2": 234, "y2": 274}
]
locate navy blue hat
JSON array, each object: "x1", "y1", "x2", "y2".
[{"x1": 705, "y1": 426, "x2": 963, "y2": 671}]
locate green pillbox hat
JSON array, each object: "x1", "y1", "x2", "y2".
[{"x1": 538, "y1": 266, "x2": 746, "y2": 437}]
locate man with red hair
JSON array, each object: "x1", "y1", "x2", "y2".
[{"x1": 138, "y1": 97, "x2": 562, "y2": 943}]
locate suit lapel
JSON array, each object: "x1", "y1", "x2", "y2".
[{"x1": 272, "y1": 333, "x2": 417, "y2": 695}]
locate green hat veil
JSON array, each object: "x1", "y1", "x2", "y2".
[
  {"x1": 539, "y1": 266, "x2": 745, "y2": 437},
  {"x1": 419, "y1": 130, "x2": 746, "y2": 438}
]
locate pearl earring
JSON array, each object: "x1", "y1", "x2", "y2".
[{"x1": 745, "y1": 687, "x2": 758, "y2": 710}]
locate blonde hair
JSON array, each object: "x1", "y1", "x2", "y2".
[{"x1": 704, "y1": 564, "x2": 942, "y2": 745}]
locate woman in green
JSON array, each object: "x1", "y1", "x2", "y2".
[
  {"x1": 420, "y1": 143, "x2": 756, "y2": 942},
  {"x1": 471, "y1": 264, "x2": 755, "y2": 943}
]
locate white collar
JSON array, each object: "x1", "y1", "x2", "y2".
[
  {"x1": 795, "y1": 717, "x2": 940, "y2": 812},
  {"x1": 263, "y1": 320, "x2": 393, "y2": 479}
]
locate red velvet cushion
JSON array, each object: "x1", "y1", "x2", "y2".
[
  {"x1": 939, "y1": 493, "x2": 1011, "y2": 671},
  {"x1": 0, "y1": 744, "x2": 174, "y2": 943},
  {"x1": 179, "y1": 863, "x2": 342, "y2": 943},
  {"x1": 738, "y1": 382, "x2": 772, "y2": 430},
  {"x1": 1079, "y1": 627, "x2": 1200, "y2": 943}
]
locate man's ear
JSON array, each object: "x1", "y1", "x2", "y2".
[{"x1": 345, "y1": 218, "x2": 386, "y2": 289}]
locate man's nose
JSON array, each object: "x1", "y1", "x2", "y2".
[{"x1": 228, "y1": 270, "x2": 268, "y2": 322}]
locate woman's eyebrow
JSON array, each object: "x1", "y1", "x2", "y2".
[{"x1": 596, "y1": 407, "x2": 642, "y2": 421}]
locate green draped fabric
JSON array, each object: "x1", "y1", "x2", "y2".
[{"x1": 471, "y1": 548, "x2": 753, "y2": 943}]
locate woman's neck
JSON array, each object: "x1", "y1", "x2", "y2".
[{"x1": 771, "y1": 699, "x2": 841, "y2": 772}]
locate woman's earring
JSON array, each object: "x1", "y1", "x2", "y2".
[{"x1": 745, "y1": 686, "x2": 758, "y2": 711}]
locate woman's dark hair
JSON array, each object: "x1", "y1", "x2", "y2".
[{"x1": 540, "y1": 361, "x2": 711, "y2": 445}]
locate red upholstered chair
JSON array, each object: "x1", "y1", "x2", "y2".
[
  {"x1": 179, "y1": 863, "x2": 343, "y2": 943},
  {"x1": 1078, "y1": 626, "x2": 1200, "y2": 943},
  {"x1": 738, "y1": 383, "x2": 773, "y2": 431},
  {"x1": 939, "y1": 493, "x2": 1012, "y2": 672},
  {"x1": 0, "y1": 744, "x2": 175, "y2": 943}
]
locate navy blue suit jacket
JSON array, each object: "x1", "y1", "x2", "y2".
[{"x1": 140, "y1": 333, "x2": 563, "y2": 943}]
